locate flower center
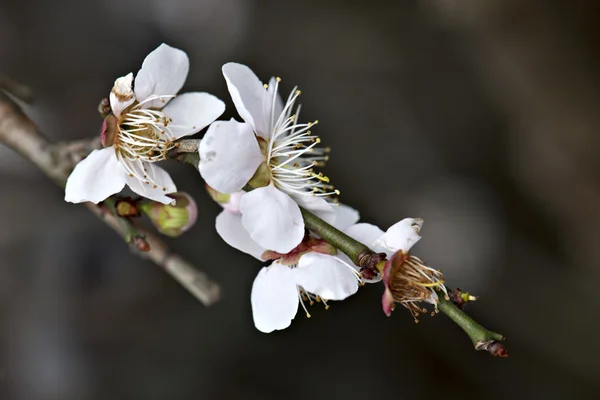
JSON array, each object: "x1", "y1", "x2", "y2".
[
  {"x1": 388, "y1": 254, "x2": 447, "y2": 322},
  {"x1": 264, "y1": 79, "x2": 340, "y2": 204},
  {"x1": 109, "y1": 95, "x2": 178, "y2": 187}
]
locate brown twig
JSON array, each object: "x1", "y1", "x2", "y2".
[{"x1": 0, "y1": 90, "x2": 221, "y2": 306}]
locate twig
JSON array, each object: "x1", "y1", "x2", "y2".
[
  {"x1": 0, "y1": 75, "x2": 35, "y2": 103},
  {"x1": 0, "y1": 90, "x2": 221, "y2": 306},
  {"x1": 163, "y1": 124, "x2": 508, "y2": 354}
]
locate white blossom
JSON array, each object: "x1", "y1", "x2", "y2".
[
  {"x1": 65, "y1": 43, "x2": 224, "y2": 205},
  {"x1": 199, "y1": 63, "x2": 338, "y2": 253},
  {"x1": 217, "y1": 202, "x2": 361, "y2": 333}
]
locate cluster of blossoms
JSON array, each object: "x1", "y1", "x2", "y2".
[{"x1": 64, "y1": 44, "x2": 447, "y2": 333}]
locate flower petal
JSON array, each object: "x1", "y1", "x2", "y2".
[
  {"x1": 251, "y1": 263, "x2": 299, "y2": 333},
  {"x1": 125, "y1": 162, "x2": 177, "y2": 204},
  {"x1": 134, "y1": 43, "x2": 189, "y2": 108},
  {"x1": 215, "y1": 210, "x2": 267, "y2": 261},
  {"x1": 290, "y1": 194, "x2": 336, "y2": 225},
  {"x1": 294, "y1": 252, "x2": 359, "y2": 301},
  {"x1": 109, "y1": 73, "x2": 135, "y2": 118},
  {"x1": 222, "y1": 62, "x2": 270, "y2": 138},
  {"x1": 240, "y1": 184, "x2": 304, "y2": 253},
  {"x1": 199, "y1": 119, "x2": 263, "y2": 193},
  {"x1": 382, "y1": 287, "x2": 395, "y2": 317},
  {"x1": 64, "y1": 148, "x2": 126, "y2": 204},
  {"x1": 332, "y1": 203, "x2": 360, "y2": 230},
  {"x1": 162, "y1": 92, "x2": 225, "y2": 140},
  {"x1": 375, "y1": 218, "x2": 423, "y2": 253},
  {"x1": 344, "y1": 223, "x2": 385, "y2": 248}
]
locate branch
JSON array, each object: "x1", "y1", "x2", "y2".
[
  {"x1": 0, "y1": 90, "x2": 220, "y2": 306},
  {"x1": 437, "y1": 295, "x2": 507, "y2": 357},
  {"x1": 164, "y1": 128, "x2": 507, "y2": 355},
  {"x1": 304, "y1": 206, "x2": 507, "y2": 356}
]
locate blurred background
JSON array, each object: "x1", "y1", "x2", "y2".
[{"x1": 1, "y1": 0, "x2": 600, "y2": 398}]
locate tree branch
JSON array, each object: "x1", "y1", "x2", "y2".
[
  {"x1": 0, "y1": 90, "x2": 221, "y2": 306},
  {"x1": 162, "y1": 126, "x2": 507, "y2": 355}
]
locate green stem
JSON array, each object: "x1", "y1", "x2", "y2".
[
  {"x1": 300, "y1": 207, "x2": 371, "y2": 266},
  {"x1": 437, "y1": 294, "x2": 504, "y2": 344}
]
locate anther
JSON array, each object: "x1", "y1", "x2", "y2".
[
  {"x1": 263, "y1": 83, "x2": 268, "y2": 89},
  {"x1": 276, "y1": 77, "x2": 281, "y2": 82}
]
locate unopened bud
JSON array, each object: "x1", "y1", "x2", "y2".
[
  {"x1": 139, "y1": 192, "x2": 197, "y2": 237},
  {"x1": 206, "y1": 185, "x2": 245, "y2": 213},
  {"x1": 97, "y1": 98, "x2": 111, "y2": 117},
  {"x1": 115, "y1": 199, "x2": 139, "y2": 217}
]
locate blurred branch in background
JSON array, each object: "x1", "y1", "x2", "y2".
[{"x1": 0, "y1": 81, "x2": 221, "y2": 306}]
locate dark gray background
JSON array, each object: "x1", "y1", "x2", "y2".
[{"x1": 1, "y1": 0, "x2": 599, "y2": 398}]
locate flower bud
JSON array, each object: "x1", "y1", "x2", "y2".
[
  {"x1": 139, "y1": 192, "x2": 197, "y2": 237},
  {"x1": 205, "y1": 185, "x2": 245, "y2": 213}
]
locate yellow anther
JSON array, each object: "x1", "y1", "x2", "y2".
[
  {"x1": 306, "y1": 313, "x2": 311, "y2": 318},
  {"x1": 325, "y1": 305, "x2": 330, "y2": 310},
  {"x1": 314, "y1": 120, "x2": 319, "y2": 124},
  {"x1": 295, "y1": 90, "x2": 301, "y2": 95},
  {"x1": 316, "y1": 138, "x2": 321, "y2": 143},
  {"x1": 334, "y1": 189, "x2": 340, "y2": 195},
  {"x1": 276, "y1": 77, "x2": 281, "y2": 82},
  {"x1": 129, "y1": 174, "x2": 134, "y2": 178},
  {"x1": 263, "y1": 83, "x2": 268, "y2": 89}
]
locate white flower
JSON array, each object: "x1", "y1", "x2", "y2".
[
  {"x1": 216, "y1": 202, "x2": 361, "y2": 333},
  {"x1": 65, "y1": 43, "x2": 225, "y2": 205},
  {"x1": 199, "y1": 63, "x2": 338, "y2": 253},
  {"x1": 346, "y1": 219, "x2": 447, "y2": 318}
]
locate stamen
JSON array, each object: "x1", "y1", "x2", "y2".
[{"x1": 297, "y1": 287, "x2": 311, "y2": 318}]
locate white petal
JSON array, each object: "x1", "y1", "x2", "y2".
[
  {"x1": 251, "y1": 263, "x2": 299, "y2": 333},
  {"x1": 376, "y1": 218, "x2": 423, "y2": 253},
  {"x1": 290, "y1": 194, "x2": 336, "y2": 225},
  {"x1": 344, "y1": 223, "x2": 385, "y2": 248},
  {"x1": 332, "y1": 203, "x2": 360, "y2": 230},
  {"x1": 222, "y1": 62, "x2": 270, "y2": 138},
  {"x1": 240, "y1": 184, "x2": 304, "y2": 253},
  {"x1": 65, "y1": 148, "x2": 126, "y2": 204},
  {"x1": 134, "y1": 43, "x2": 189, "y2": 109},
  {"x1": 294, "y1": 253, "x2": 359, "y2": 300},
  {"x1": 125, "y1": 162, "x2": 177, "y2": 204},
  {"x1": 162, "y1": 92, "x2": 225, "y2": 140},
  {"x1": 221, "y1": 191, "x2": 245, "y2": 214},
  {"x1": 109, "y1": 73, "x2": 135, "y2": 118},
  {"x1": 199, "y1": 119, "x2": 263, "y2": 193},
  {"x1": 215, "y1": 210, "x2": 267, "y2": 261}
]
